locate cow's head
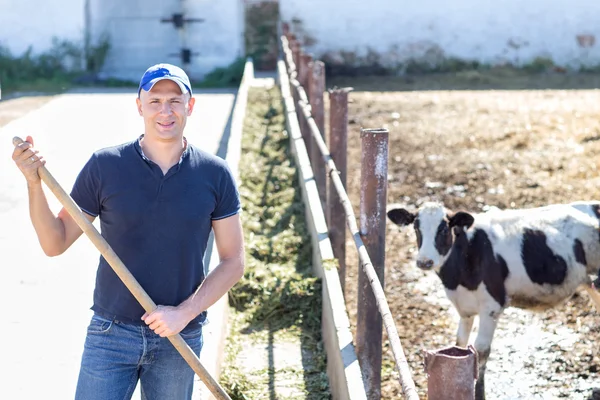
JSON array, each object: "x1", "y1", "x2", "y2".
[{"x1": 387, "y1": 202, "x2": 474, "y2": 271}]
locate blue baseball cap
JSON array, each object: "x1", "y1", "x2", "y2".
[{"x1": 138, "y1": 63, "x2": 192, "y2": 97}]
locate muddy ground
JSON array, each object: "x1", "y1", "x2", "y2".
[{"x1": 328, "y1": 71, "x2": 600, "y2": 399}]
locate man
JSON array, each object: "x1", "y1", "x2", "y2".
[{"x1": 12, "y1": 63, "x2": 245, "y2": 399}]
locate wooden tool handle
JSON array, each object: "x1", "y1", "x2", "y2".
[{"x1": 13, "y1": 136, "x2": 231, "y2": 400}]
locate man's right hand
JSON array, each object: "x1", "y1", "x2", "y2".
[{"x1": 12, "y1": 135, "x2": 46, "y2": 185}]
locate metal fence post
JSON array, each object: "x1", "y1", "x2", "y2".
[
  {"x1": 298, "y1": 53, "x2": 313, "y2": 155},
  {"x1": 299, "y1": 54, "x2": 312, "y2": 91},
  {"x1": 327, "y1": 87, "x2": 352, "y2": 294},
  {"x1": 285, "y1": 32, "x2": 295, "y2": 45},
  {"x1": 286, "y1": 38, "x2": 300, "y2": 130},
  {"x1": 290, "y1": 39, "x2": 300, "y2": 73},
  {"x1": 309, "y1": 60, "x2": 326, "y2": 205},
  {"x1": 357, "y1": 128, "x2": 389, "y2": 400},
  {"x1": 424, "y1": 346, "x2": 478, "y2": 400}
]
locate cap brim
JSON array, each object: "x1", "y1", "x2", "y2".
[{"x1": 140, "y1": 77, "x2": 190, "y2": 96}]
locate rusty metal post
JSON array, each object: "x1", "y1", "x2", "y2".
[
  {"x1": 298, "y1": 53, "x2": 313, "y2": 155},
  {"x1": 296, "y1": 51, "x2": 304, "y2": 89},
  {"x1": 327, "y1": 88, "x2": 352, "y2": 294},
  {"x1": 299, "y1": 54, "x2": 312, "y2": 90},
  {"x1": 309, "y1": 60, "x2": 326, "y2": 205},
  {"x1": 281, "y1": 23, "x2": 290, "y2": 57},
  {"x1": 424, "y1": 346, "x2": 478, "y2": 400},
  {"x1": 291, "y1": 40, "x2": 300, "y2": 72},
  {"x1": 288, "y1": 38, "x2": 302, "y2": 138},
  {"x1": 357, "y1": 128, "x2": 389, "y2": 400}
]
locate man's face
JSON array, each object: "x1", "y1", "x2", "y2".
[{"x1": 136, "y1": 79, "x2": 195, "y2": 141}]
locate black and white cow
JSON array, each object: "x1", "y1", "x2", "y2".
[{"x1": 387, "y1": 201, "x2": 600, "y2": 400}]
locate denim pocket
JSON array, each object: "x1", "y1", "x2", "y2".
[
  {"x1": 87, "y1": 314, "x2": 114, "y2": 334},
  {"x1": 179, "y1": 325, "x2": 203, "y2": 340}
]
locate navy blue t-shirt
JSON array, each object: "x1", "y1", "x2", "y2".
[{"x1": 70, "y1": 138, "x2": 241, "y2": 326}]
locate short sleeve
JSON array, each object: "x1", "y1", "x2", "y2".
[
  {"x1": 70, "y1": 154, "x2": 101, "y2": 217},
  {"x1": 212, "y1": 163, "x2": 241, "y2": 220}
]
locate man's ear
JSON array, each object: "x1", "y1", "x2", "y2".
[
  {"x1": 136, "y1": 97, "x2": 143, "y2": 116},
  {"x1": 387, "y1": 208, "x2": 416, "y2": 226},
  {"x1": 448, "y1": 211, "x2": 474, "y2": 229},
  {"x1": 187, "y1": 96, "x2": 195, "y2": 116}
]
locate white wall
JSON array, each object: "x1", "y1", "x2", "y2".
[
  {"x1": 281, "y1": 0, "x2": 600, "y2": 69},
  {"x1": 6, "y1": 0, "x2": 598, "y2": 76},
  {"x1": 185, "y1": 1, "x2": 245, "y2": 79},
  {"x1": 0, "y1": 0, "x2": 244, "y2": 81},
  {"x1": 89, "y1": 0, "x2": 244, "y2": 81},
  {"x1": 0, "y1": 0, "x2": 84, "y2": 56}
]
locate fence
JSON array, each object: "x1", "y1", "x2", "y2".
[
  {"x1": 279, "y1": 23, "x2": 418, "y2": 400},
  {"x1": 278, "y1": 23, "x2": 480, "y2": 400}
]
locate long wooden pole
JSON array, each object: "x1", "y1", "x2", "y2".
[{"x1": 12, "y1": 136, "x2": 231, "y2": 400}]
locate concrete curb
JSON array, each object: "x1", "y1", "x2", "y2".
[
  {"x1": 277, "y1": 60, "x2": 368, "y2": 400},
  {"x1": 198, "y1": 58, "x2": 254, "y2": 400}
]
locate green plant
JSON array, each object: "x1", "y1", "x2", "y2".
[
  {"x1": 0, "y1": 38, "x2": 80, "y2": 93},
  {"x1": 85, "y1": 32, "x2": 111, "y2": 74},
  {"x1": 522, "y1": 57, "x2": 554, "y2": 73},
  {"x1": 245, "y1": 1, "x2": 279, "y2": 70},
  {"x1": 404, "y1": 57, "x2": 481, "y2": 74},
  {"x1": 196, "y1": 57, "x2": 246, "y2": 88},
  {"x1": 0, "y1": 34, "x2": 113, "y2": 94}
]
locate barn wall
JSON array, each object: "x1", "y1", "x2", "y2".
[
  {"x1": 0, "y1": 0, "x2": 85, "y2": 56},
  {"x1": 3, "y1": 0, "x2": 600, "y2": 78},
  {"x1": 89, "y1": 0, "x2": 245, "y2": 81},
  {"x1": 0, "y1": 0, "x2": 244, "y2": 81},
  {"x1": 280, "y1": 0, "x2": 600, "y2": 69}
]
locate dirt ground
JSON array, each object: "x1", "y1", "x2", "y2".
[
  {"x1": 0, "y1": 95, "x2": 54, "y2": 128},
  {"x1": 331, "y1": 72, "x2": 600, "y2": 399}
]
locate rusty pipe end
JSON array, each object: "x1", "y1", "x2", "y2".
[
  {"x1": 360, "y1": 128, "x2": 389, "y2": 138},
  {"x1": 328, "y1": 86, "x2": 354, "y2": 95},
  {"x1": 423, "y1": 345, "x2": 479, "y2": 400}
]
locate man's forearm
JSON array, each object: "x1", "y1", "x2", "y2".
[
  {"x1": 179, "y1": 256, "x2": 245, "y2": 321},
  {"x1": 28, "y1": 183, "x2": 66, "y2": 256}
]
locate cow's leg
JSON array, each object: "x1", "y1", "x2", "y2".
[
  {"x1": 582, "y1": 280, "x2": 600, "y2": 312},
  {"x1": 473, "y1": 312, "x2": 500, "y2": 400},
  {"x1": 456, "y1": 315, "x2": 475, "y2": 347}
]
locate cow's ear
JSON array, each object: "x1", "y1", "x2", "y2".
[
  {"x1": 448, "y1": 211, "x2": 474, "y2": 228},
  {"x1": 387, "y1": 208, "x2": 416, "y2": 226}
]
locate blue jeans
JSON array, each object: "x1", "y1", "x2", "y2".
[{"x1": 75, "y1": 313, "x2": 203, "y2": 400}]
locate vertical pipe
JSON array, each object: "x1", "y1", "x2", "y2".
[
  {"x1": 288, "y1": 38, "x2": 301, "y2": 134},
  {"x1": 291, "y1": 40, "x2": 300, "y2": 72},
  {"x1": 299, "y1": 54, "x2": 313, "y2": 155},
  {"x1": 180, "y1": 0, "x2": 189, "y2": 71},
  {"x1": 424, "y1": 346, "x2": 478, "y2": 400},
  {"x1": 282, "y1": 22, "x2": 290, "y2": 36},
  {"x1": 327, "y1": 87, "x2": 352, "y2": 294},
  {"x1": 299, "y1": 54, "x2": 312, "y2": 90},
  {"x1": 84, "y1": 0, "x2": 91, "y2": 71},
  {"x1": 293, "y1": 51, "x2": 304, "y2": 142},
  {"x1": 309, "y1": 60, "x2": 326, "y2": 205},
  {"x1": 357, "y1": 128, "x2": 389, "y2": 400}
]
